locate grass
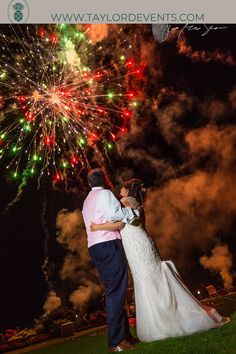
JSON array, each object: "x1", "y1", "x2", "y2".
[
  {"x1": 25, "y1": 294, "x2": 236, "y2": 354},
  {"x1": 29, "y1": 312, "x2": 236, "y2": 354}
]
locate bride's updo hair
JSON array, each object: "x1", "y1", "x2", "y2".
[{"x1": 123, "y1": 178, "x2": 146, "y2": 206}]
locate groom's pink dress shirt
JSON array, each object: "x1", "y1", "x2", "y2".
[{"x1": 82, "y1": 187, "x2": 137, "y2": 248}]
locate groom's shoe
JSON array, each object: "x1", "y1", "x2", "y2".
[
  {"x1": 127, "y1": 336, "x2": 140, "y2": 345},
  {"x1": 108, "y1": 340, "x2": 136, "y2": 352}
]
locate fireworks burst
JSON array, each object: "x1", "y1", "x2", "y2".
[{"x1": 0, "y1": 24, "x2": 143, "y2": 186}]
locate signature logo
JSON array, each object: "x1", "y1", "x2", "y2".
[
  {"x1": 152, "y1": 24, "x2": 228, "y2": 43},
  {"x1": 8, "y1": 0, "x2": 29, "y2": 23}
]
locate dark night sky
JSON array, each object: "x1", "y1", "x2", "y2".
[{"x1": 0, "y1": 24, "x2": 236, "y2": 330}]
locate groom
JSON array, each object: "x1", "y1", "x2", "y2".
[{"x1": 82, "y1": 169, "x2": 138, "y2": 352}]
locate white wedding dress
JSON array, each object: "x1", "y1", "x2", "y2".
[{"x1": 120, "y1": 197, "x2": 228, "y2": 342}]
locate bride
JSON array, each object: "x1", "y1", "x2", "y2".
[{"x1": 90, "y1": 179, "x2": 229, "y2": 342}]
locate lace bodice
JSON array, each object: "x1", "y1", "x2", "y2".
[{"x1": 121, "y1": 223, "x2": 161, "y2": 283}]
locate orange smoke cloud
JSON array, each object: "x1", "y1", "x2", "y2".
[
  {"x1": 200, "y1": 245, "x2": 233, "y2": 289},
  {"x1": 177, "y1": 35, "x2": 236, "y2": 66},
  {"x1": 144, "y1": 124, "x2": 236, "y2": 280},
  {"x1": 56, "y1": 209, "x2": 103, "y2": 310},
  {"x1": 43, "y1": 291, "x2": 62, "y2": 313},
  {"x1": 157, "y1": 92, "x2": 193, "y2": 146},
  {"x1": 86, "y1": 24, "x2": 109, "y2": 44},
  {"x1": 69, "y1": 281, "x2": 102, "y2": 311},
  {"x1": 56, "y1": 209, "x2": 88, "y2": 259}
]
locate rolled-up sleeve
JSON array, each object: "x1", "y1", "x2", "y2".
[{"x1": 98, "y1": 189, "x2": 139, "y2": 223}]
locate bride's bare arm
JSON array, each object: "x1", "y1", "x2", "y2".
[{"x1": 90, "y1": 221, "x2": 125, "y2": 232}]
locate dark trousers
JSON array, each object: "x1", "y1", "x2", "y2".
[{"x1": 89, "y1": 239, "x2": 130, "y2": 347}]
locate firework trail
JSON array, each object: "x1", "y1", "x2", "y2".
[
  {"x1": 3, "y1": 160, "x2": 30, "y2": 214},
  {"x1": 40, "y1": 179, "x2": 53, "y2": 290}
]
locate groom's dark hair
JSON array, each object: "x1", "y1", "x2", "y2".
[{"x1": 87, "y1": 168, "x2": 105, "y2": 187}]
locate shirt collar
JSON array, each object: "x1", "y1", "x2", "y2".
[{"x1": 92, "y1": 187, "x2": 104, "y2": 190}]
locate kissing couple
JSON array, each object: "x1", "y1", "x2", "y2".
[{"x1": 82, "y1": 169, "x2": 229, "y2": 352}]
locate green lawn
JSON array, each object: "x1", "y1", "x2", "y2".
[{"x1": 29, "y1": 313, "x2": 236, "y2": 354}]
